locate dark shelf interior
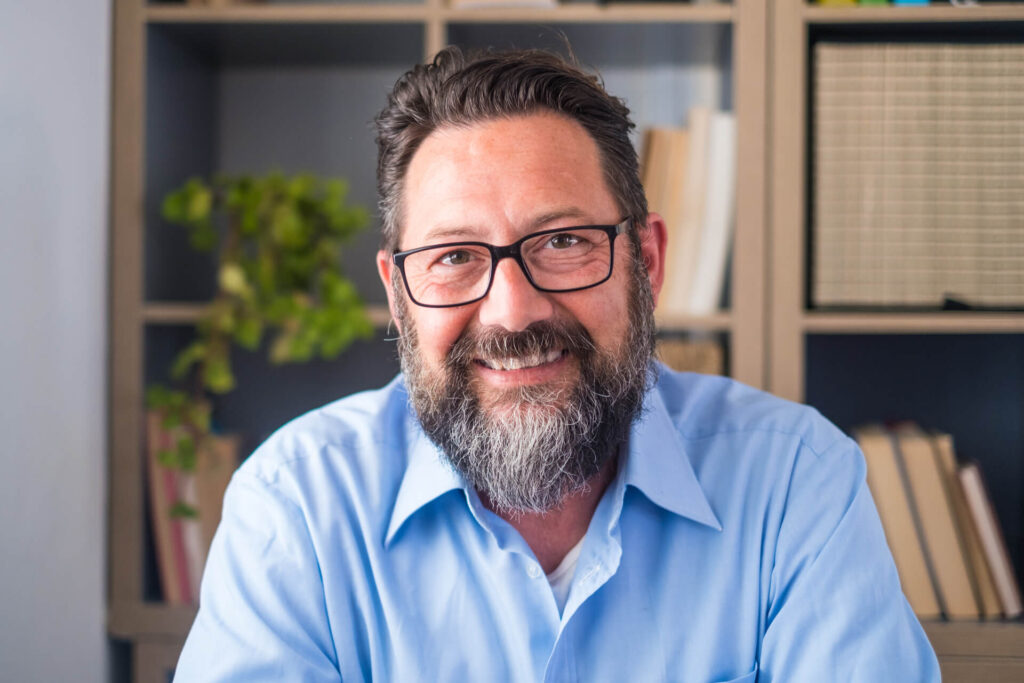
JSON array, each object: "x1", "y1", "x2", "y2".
[
  {"x1": 806, "y1": 333, "x2": 1024, "y2": 587},
  {"x1": 144, "y1": 21, "x2": 425, "y2": 303}
]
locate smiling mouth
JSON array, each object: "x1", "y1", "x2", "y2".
[{"x1": 475, "y1": 349, "x2": 566, "y2": 371}]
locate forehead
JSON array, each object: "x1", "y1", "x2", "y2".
[{"x1": 399, "y1": 112, "x2": 617, "y2": 246}]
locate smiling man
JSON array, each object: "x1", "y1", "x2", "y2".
[{"x1": 175, "y1": 48, "x2": 939, "y2": 682}]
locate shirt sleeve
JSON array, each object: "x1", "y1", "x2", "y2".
[
  {"x1": 174, "y1": 471, "x2": 340, "y2": 682},
  {"x1": 758, "y1": 437, "x2": 941, "y2": 682}
]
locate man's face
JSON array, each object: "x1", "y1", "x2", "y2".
[{"x1": 377, "y1": 112, "x2": 667, "y2": 512}]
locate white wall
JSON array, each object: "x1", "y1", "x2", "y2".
[{"x1": 0, "y1": 0, "x2": 110, "y2": 680}]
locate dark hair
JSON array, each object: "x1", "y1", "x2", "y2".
[{"x1": 374, "y1": 46, "x2": 648, "y2": 252}]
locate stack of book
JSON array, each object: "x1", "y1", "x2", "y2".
[
  {"x1": 147, "y1": 412, "x2": 239, "y2": 605},
  {"x1": 812, "y1": 43, "x2": 1024, "y2": 309},
  {"x1": 640, "y1": 107, "x2": 737, "y2": 318},
  {"x1": 855, "y1": 423, "x2": 1022, "y2": 620}
]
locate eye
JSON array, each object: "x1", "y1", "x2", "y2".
[
  {"x1": 545, "y1": 232, "x2": 584, "y2": 249},
  {"x1": 437, "y1": 249, "x2": 474, "y2": 266}
]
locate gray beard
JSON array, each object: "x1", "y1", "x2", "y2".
[{"x1": 395, "y1": 252, "x2": 657, "y2": 515}]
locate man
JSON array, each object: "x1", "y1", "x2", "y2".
[{"x1": 176, "y1": 48, "x2": 939, "y2": 681}]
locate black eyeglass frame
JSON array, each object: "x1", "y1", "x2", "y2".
[{"x1": 392, "y1": 218, "x2": 631, "y2": 308}]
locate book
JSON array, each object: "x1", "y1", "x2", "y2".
[
  {"x1": 959, "y1": 462, "x2": 1023, "y2": 618},
  {"x1": 178, "y1": 473, "x2": 205, "y2": 605},
  {"x1": 147, "y1": 411, "x2": 239, "y2": 604},
  {"x1": 643, "y1": 126, "x2": 689, "y2": 320},
  {"x1": 855, "y1": 425, "x2": 941, "y2": 619},
  {"x1": 196, "y1": 433, "x2": 239, "y2": 555},
  {"x1": 659, "y1": 107, "x2": 711, "y2": 317},
  {"x1": 687, "y1": 110, "x2": 736, "y2": 315},
  {"x1": 146, "y1": 411, "x2": 189, "y2": 605},
  {"x1": 892, "y1": 423, "x2": 979, "y2": 619},
  {"x1": 931, "y1": 433, "x2": 1003, "y2": 619}
]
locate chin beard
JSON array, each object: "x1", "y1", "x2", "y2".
[{"x1": 395, "y1": 256, "x2": 656, "y2": 515}]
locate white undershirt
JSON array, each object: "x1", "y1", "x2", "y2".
[{"x1": 546, "y1": 536, "x2": 586, "y2": 613}]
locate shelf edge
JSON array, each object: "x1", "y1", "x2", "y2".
[
  {"x1": 146, "y1": 2, "x2": 734, "y2": 25},
  {"x1": 804, "y1": 3, "x2": 1024, "y2": 24},
  {"x1": 146, "y1": 4, "x2": 431, "y2": 24},
  {"x1": 803, "y1": 313, "x2": 1024, "y2": 334},
  {"x1": 143, "y1": 302, "x2": 393, "y2": 328}
]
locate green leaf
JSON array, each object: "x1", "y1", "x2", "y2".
[
  {"x1": 177, "y1": 436, "x2": 197, "y2": 471},
  {"x1": 187, "y1": 402, "x2": 211, "y2": 432},
  {"x1": 240, "y1": 205, "x2": 260, "y2": 236},
  {"x1": 186, "y1": 185, "x2": 213, "y2": 222},
  {"x1": 145, "y1": 384, "x2": 172, "y2": 409},
  {"x1": 169, "y1": 501, "x2": 199, "y2": 519},
  {"x1": 161, "y1": 192, "x2": 187, "y2": 223},
  {"x1": 203, "y1": 356, "x2": 235, "y2": 394},
  {"x1": 271, "y1": 205, "x2": 306, "y2": 248},
  {"x1": 160, "y1": 411, "x2": 182, "y2": 431},
  {"x1": 219, "y1": 263, "x2": 251, "y2": 297},
  {"x1": 170, "y1": 341, "x2": 207, "y2": 380},
  {"x1": 233, "y1": 315, "x2": 263, "y2": 350},
  {"x1": 287, "y1": 174, "x2": 315, "y2": 200},
  {"x1": 188, "y1": 221, "x2": 217, "y2": 252},
  {"x1": 156, "y1": 448, "x2": 178, "y2": 469},
  {"x1": 269, "y1": 331, "x2": 294, "y2": 364}
]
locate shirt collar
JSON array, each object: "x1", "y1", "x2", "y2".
[
  {"x1": 385, "y1": 407, "x2": 464, "y2": 547},
  {"x1": 384, "y1": 374, "x2": 721, "y2": 546},
  {"x1": 622, "y1": 385, "x2": 722, "y2": 531}
]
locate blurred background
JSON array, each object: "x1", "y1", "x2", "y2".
[{"x1": 3, "y1": 1, "x2": 1024, "y2": 681}]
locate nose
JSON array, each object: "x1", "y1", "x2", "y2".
[{"x1": 476, "y1": 257, "x2": 556, "y2": 332}]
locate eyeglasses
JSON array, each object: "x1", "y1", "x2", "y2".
[{"x1": 392, "y1": 218, "x2": 629, "y2": 308}]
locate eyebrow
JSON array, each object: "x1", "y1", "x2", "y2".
[{"x1": 420, "y1": 208, "x2": 593, "y2": 244}]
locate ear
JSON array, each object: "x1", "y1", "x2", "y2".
[
  {"x1": 638, "y1": 212, "x2": 668, "y2": 308},
  {"x1": 376, "y1": 249, "x2": 402, "y2": 333}
]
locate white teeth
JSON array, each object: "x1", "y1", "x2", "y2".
[{"x1": 482, "y1": 349, "x2": 562, "y2": 371}]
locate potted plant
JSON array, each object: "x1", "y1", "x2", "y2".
[{"x1": 146, "y1": 171, "x2": 372, "y2": 604}]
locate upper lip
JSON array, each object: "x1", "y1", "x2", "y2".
[{"x1": 478, "y1": 348, "x2": 564, "y2": 371}]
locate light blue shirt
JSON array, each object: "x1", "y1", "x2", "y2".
[{"x1": 176, "y1": 366, "x2": 939, "y2": 682}]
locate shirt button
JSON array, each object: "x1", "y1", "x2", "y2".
[{"x1": 527, "y1": 565, "x2": 542, "y2": 579}]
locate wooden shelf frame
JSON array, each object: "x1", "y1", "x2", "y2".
[
  {"x1": 768, "y1": 0, "x2": 1024, "y2": 402},
  {"x1": 110, "y1": 0, "x2": 1024, "y2": 678},
  {"x1": 111, "y1": 0, "x2": 769, "y2": 675}
]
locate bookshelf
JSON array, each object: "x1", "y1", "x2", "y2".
[
  {"x1": 109, "y1": 0, "x2": 767, "y2": 678},
  {"x1": 772, "y1": 1, "x2": 1024, "y2": 679}
]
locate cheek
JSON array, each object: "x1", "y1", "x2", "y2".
[
  {"x1": 411, "y1": 308, "x2": 475, "y2": 363},
  {"x1": 559, "y1": 283, "x2": 631, "y2": 349}
]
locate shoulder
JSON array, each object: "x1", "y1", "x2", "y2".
[
  {"x1": 233, "y1": 375, "x2": 414, "y2": 515},
  {"x1": 654, "y1": 364, "x2": 852, "y2": 460},
  {"x1": 651, "y1": 365, "x2": 864, "y2": 519}
]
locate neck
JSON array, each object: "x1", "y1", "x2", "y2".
[{"x1": 481, "y1": 457, "x2": 618, "y2": 574}]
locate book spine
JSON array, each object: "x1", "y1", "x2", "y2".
[{"x1": 888, "y1": 429, "x2": 949, "y2": 616}]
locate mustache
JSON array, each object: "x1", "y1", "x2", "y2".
[{"x1": 446, "y1": 319, "x2": 597, "y2": 369}]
